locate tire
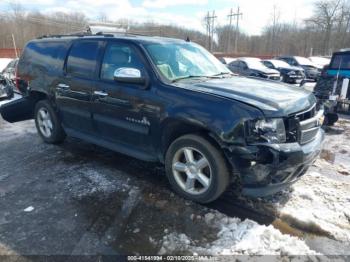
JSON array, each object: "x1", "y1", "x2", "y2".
[
  {"x1": 34, "y1": 100, "x2": 66, "y2": 144},
  {"x1": 165, "y1": 134, "x2": 231, "y2": 203},
  {"x1": 324, "y1": 113, "x2": 339, "y2": 126}
]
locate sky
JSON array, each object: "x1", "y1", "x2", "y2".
[{"x1": 0, "y1": 0, "x2": 316, "y2": 35}]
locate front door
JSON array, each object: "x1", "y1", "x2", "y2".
[{"x1": 91, "y1": 41, "x2": 160, "y2": 161}]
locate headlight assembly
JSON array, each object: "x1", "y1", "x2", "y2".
[{"x1": 245, "y1": 118, "x2": 286, "y2": 144}]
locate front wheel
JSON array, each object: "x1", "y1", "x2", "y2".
[
  {"x1": 165, "y1": 134, "x2": 231, "y2": 203},
  {"x1": 34, "y1": 100, "x2": 66, "y2": 144}
]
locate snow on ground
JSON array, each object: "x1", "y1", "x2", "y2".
[
  {"x1": 258, "y1": 117, "x2": 350, "y2": 249},
  {"x1": 159, "y1": 211, "x2": 317, "y2": 256},
  {"x1": 275, "y1": 171, "x2": 350, "y2": 243}
]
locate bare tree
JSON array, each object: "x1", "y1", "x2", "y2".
[{"x1": 307, "y1": 0, "x2": 343, "y2": 55}]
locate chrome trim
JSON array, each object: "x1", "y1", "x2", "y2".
[
  {"x1": 295, "y1": 103, "x2": 316, "y2": 117},
  {"x1": 299, "y1": 109, "x2": 324, "y2": 127},
  {"x1": 94, "y1": 91, "x2": 108, "y2": 97}
]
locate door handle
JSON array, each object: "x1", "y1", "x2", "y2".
[
  {"x1": 94, "y1": 91, "x2": 108, "y2": 97},
  {"x1": 57, "y1": 83, "x2": 70, "y2": 90}
]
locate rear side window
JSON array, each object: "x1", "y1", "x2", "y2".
[
  {"x1": 20, "y1": 41, "x2": 67, "y2": 72},
  {"x1": 67, "y1": 41, "x2": 100, "y2": 78}
]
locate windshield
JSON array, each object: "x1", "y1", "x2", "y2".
[
  {"x1": 330, "y1": 53, "x2": 350, "y2": 70},
  {"x1": 270, "y1": 60, "x2": 291, "y2": 68},
  {"x1": 144, "y1": 42, "x2": 231, "y2": 81}
]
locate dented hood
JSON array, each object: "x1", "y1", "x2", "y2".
[{"x1": 177, "y1": 76, "x2": 316, "y2": 118}]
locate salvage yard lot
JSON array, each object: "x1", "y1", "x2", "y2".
[{"x1": 0, "y1": 109, "x2": 350, "y2": 257}]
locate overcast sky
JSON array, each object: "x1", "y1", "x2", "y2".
[{"x1": 0, "y1": 0, "x2": 316, "y2": 35}]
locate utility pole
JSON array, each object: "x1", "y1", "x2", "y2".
[
  {"x1": 227, "y1": 8, "x2": 233, "y2": 53},
  {"x1": 228, "y1": 6, "x2": 242, "y2": 54},
  {"x1": 12, "y1": 34, "x2": 18, "y2": 58},
  {"x1": 205, "y1": 11, "x2": 217, "y2": 52}
]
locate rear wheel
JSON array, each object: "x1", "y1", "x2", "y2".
[
  {"x1": 165, "y1": 134, "x2": 230, "y2": 203},
  {"x1": 34, "y1": 100, "x2": 66, "y2": 144}
]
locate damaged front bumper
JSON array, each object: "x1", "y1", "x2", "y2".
[{"x1": 226, "y1": 128, "x2": 325, "y2": 197}]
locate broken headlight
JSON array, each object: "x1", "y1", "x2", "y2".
[{"x1": 246, "y1": 118, "x2": 286, "y2": 144}]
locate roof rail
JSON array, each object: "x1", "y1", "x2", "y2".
[
  {"x1": 36, "y1": 31, "x2": 162, "y2": 40},
  {"x1": 37, "y1": 32, "x2": 117, "y2": 39}
]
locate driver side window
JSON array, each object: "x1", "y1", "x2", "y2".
[{"x1": 100, "y1": 43, "x2": 144, "y2": 81}]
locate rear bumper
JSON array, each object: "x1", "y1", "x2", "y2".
[
  {"x1": 0, "y1": 96, "x2": 34, "y2": 123},
  {"x1": 226, "y1": 128, "x2": 324, "y2": 197}
]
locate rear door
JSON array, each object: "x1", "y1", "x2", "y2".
[{"x1": 55, "y1": 40, "x2": 104, "y2": 135}]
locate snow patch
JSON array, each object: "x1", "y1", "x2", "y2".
[
  {"x1": 276, "y1": 171, "x2": 350, "y2": 242},
  {"x1": 66, "y1": 167, "x2": 130, "y2": 200},
  {"x1": 23, "y1": 206, "x2": 34, "y2": 212},
  {"x1": 159, "y1": 211, "x2": 317, "y2": 256}
]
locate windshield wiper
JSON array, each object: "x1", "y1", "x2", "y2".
[
  {"x1": 171, "y1": 75, "x2": 209, "y2": 83},
  {"x1": 210, "y1": 72, "x2": 234, "y2": 77}
]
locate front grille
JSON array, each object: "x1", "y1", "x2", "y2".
[
  {"x1": 285, "y1": 104, "x2": 322, "y2": 144},
  {"x1": 268, "y1": 75, "x2": 281, "y2": 81}
]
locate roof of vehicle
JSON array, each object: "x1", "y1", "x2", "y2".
[
  {"x1": 34, "y1": 33, "x2": 188, "y2": 45},
  {"x1": 0, "y1": 58, "x2": 13, "y2": 72},
  {"x1": 263, "y1": 59, "x2": 291, "y2": 66},
  {"x1": 238, "y1": 57, "x2": 261, "y2": 62}
]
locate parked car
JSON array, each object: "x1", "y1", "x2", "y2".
[
  {"x1": 276, "y1": 56, "x2": 320, "y2": 81},
  {"x1": 308, "y1": 56, "x2": 331, "y2": 70},
  {"x1": 0, "y1": 74, "x2": 14, "y2": 100},
  {"x1": 0, "y1": 34, "x2": 325, "y2": 203},
  {"x1": 218, "y1": 57, "x2": 237, "y2": 65},
  {"x1": 262, "y1": 59, "x2": 305, "y2": 84},
  {"x1": 228, "y1": 57, "x2": 281, "y2": 81},
  {"x1": 1, "y1": 58, "x2": 18, "y2": 83}
]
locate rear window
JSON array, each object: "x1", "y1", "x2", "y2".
[
  {"x1": 330, "y1": 53, "x2": 350, "y2": 70},
  {"x1": 21, "y1": 41, "x2": 67, "y2": 71},
  {"x1": 66, "y1": 41, "x2": 100, "y2": 78}
]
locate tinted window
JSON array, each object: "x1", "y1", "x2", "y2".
[
  {"x1": 229, "y1": 60, "x2": 240, "y2": 67},
  {"x1": 240, "y1": 61, "x2": 248, "y2": 69},
  {"x1": 264, "y1": 61, "x2": 273, "y2": 68},
  {"x1": 21, "y1": 41, "x2": 67, "y2": 71},
  {"x1": 67, "y1": 41, "x2": 100, "y2": 78},
  {"x1": 330, "y1": 54, "x2": 350, "y2": 70},
  {"x1": 101, "y1": 43, "x2": 144, "y2": 81}
]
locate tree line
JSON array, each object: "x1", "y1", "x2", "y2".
[{"x1": 0, "y1": 0, "x2": 349, "y2": 57}]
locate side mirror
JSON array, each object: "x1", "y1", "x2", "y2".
[{"x1": 113, "y1": 67, "x2": 148, "y2": 87}]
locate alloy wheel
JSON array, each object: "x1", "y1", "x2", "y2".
[
  {"x1": 172, "y1": 147, "x2": 212, "y2": 195},
  {"x1": 37, "y1": 108, "x2": 53, "y2": 138}
]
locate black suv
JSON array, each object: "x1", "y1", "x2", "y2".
[
  {"x1": 0, "y1": 34, "x2": 325, "y2": 203},
  {"x1": 276, "y1": 56, "x2": 320, "y2": 81}
]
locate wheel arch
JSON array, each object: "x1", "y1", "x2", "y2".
[{"x1": 160, "y1": 118, "x2": 226, "y2": 162}]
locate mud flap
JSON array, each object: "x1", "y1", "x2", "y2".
[{"x1": 0, "y1": 97, "x2": 35, "y2": 123}]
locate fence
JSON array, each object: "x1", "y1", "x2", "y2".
[{"x1": 0, "y1": 49, "x2": 22, "y2": 59}]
